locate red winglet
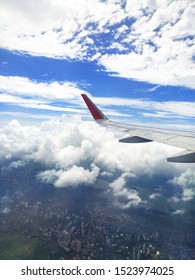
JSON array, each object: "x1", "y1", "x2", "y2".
[{"x1": 81, "y1": 94, "x2": 107, "y2": 120}]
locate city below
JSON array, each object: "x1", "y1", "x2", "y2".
[{"x1": 0, "y1": 163, "x2": 194, "y2": 260}]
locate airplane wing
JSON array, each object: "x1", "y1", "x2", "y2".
[{"x1": 81, "y1": 94, "x2": 195, "y2": 163}]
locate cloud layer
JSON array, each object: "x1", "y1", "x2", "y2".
[
  {"x1": 1, "y1": 76, "x2": 195, "y2": 125},
  {"x1": 1, "y1": 0, "x2": 195, "y2": 88},
  {"x1": 1, "y1": 117, "x2": 194, "y2": 210}
]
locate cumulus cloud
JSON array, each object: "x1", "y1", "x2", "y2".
[
  {"x1": 149, "y1": 192, "x2": 162, "y2": 200},
  {"x1": 37, "y1": 169, "x2": 60, "y2": 185},
  {"x1": 173, "y1": 209, "x2": 185, "y2": 215},
  {"x1": 0, "y1": 117, "x2": 194, "y2": 209},
  {"x1": 170, "y1": 168, "x2": 195, "y2": 188},
  {"x1": 0, "y1": 0, "x2": 124, "y2": 59},
  {"x1": 9, "y1": 160, "x2": 26, "y2": 168},
  {"x1": 168, "y1": 196, "x2": 180, "y2": 203},
  {"x1": 109, "y1": 172, "x2": 142, "y2": 208},
  {"x1": 1, "y1": 0, "x2": 194, "y2": 88},
  {"x1": 99, "y1": 0, "x2": 195, "y2": 89},
  {"x1": 182, "y1": 188, "x2": 195, "y2": 202},
  {"x1": 55, "y1": 164, "x2": 99, "y2": 188},
  {"x1": 37, "y1": 164, "x2": 99, "y2": 188},
  {"x1": 169, "y1": 168, "x2": 195, "y2": 201}
]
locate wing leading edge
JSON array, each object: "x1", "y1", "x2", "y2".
[{"x1": 81, "y1": 94, "x2": 195, "y2": 163}]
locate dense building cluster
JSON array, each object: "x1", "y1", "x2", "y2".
[{"x1": 0, "y1": 165, "x2": 194, "y2": 260}]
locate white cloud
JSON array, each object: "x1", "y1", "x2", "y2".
[
  {"x1": 109, "y1": 172, "x2": 142, "y2": 208},
  {"x1": 0, "y1": 0, "x2": 194, "y2": 88},
  {"x1": 0, "y1": 75, "x2": 89, "y2": 116},
  {"x1": 0, "y1": 118, "x2": 183, "y2": 174},
  {"x1": 171, "y1": 168, "x2": 195, "y2": 188},
  {"x1": 94, "y1": 96, "x2": 195, "y2": 119},
  {"x1": 55, "y1": 164, "x2": 99, "y2": 188},
  {"x1": 169, "y1": 168, "x2": 195, "y2": 201},
  {"x1": 37, "y1": 169, "x2": 60, "y2": 184},
  {"x1": 0, "y1": 111, "x2": 60, "y2": 121},
  {"x1": 149, "y1": 192, "x2": 161, "y2": 200},
  {"x1": 37, "y1": 164, "x2": 99, "y2": 188},
  {"x1": 0, "y1": 0, "x2": 124, "y2": 59},
  {"x1": 99, "y1": 48, "x2": 195, "y2": 88},
  {"x1": 1, "y1": 75, "x2": 195, "y2": 122},
  {"x1": 114, "y1": 0, "x2": 195, "y2": 88},
  {"x1": 0, "y1": 112, "x2": 195, "y2": 211},
  {"x1": 182, "y1": 188, "x2": 195, "y2": 201},
  {"x1": 0, "y1": 120, "x2": 37, "y2": 159},
  {"x1": 1, "y1": 118, "x2": 194, "y2": 209},
  {"x1": 0, "y1": 76, "x2": 131, "y2": 118},
  {"x1": 9, "y1": 160, "x2": 25, "y2": 168},
  {"x1": 173, "y1": 209, "x2": 185, "y2": 215},
  {"x1": 169, "y1": 196, "x2": 180, "y2": 203},
  {"x1": 0, "y1": 75, "x2": 84, "y2": 101}
]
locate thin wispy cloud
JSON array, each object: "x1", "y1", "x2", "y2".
[{"x1": 0, "y1": 75, "x2": 195, "y2": 124}]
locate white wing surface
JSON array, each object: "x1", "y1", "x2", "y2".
[{"x1": 81, "y1": 94, "x2": 195, "y2": 163}]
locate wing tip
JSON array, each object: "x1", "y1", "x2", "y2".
[
  {"x1": 81, "y1": 93, "x2": 86, "y2": 98},
  {"x1": 81, "y1": 94, "x2": 107, "y2": 120}
]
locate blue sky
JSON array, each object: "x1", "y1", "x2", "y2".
[{"x1": 0, "y1": 0, "x2": 195, "y2": 129}]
